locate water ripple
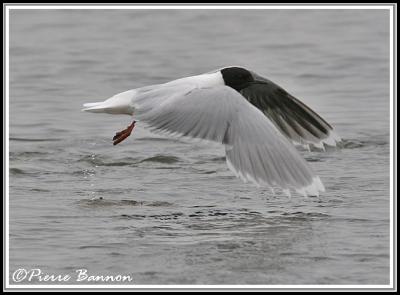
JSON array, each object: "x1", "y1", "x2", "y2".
[
  {"x1": 10, "y1": 137, "x2": 61, "y2": 142},
  {"x1": 340, "y1": 138, "x2": 389, "y2": 149},
  {"x1": 77, "y1": 198, "x2": 175, "y2": 208},
  {"x1": 139, "y1": 155, "x2": 181, "y2": 164}
]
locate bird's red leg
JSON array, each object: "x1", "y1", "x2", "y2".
[{"x1": 113, "y1": 121, "x2": 136, "y2": 146}]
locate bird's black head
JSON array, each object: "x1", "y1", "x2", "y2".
[{"x1": 220, "y1": 67, "x2": 254, "y2": 91}]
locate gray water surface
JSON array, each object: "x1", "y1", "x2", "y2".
[{"x1": 9, "y1": 9, "x2": 390, "y2": 285}]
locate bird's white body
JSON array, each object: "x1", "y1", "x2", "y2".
[
  {"x1": 165, "y1": 71, "x2": 225, "y2": 88},
  {"x1": 83, "y1": 71, "x2": 224, "y2": 115},
  {"x1": 83, "y1": 67, "x2": 341, "y2": 196}
]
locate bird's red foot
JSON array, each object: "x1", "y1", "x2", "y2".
[{"x1": 113, "y1": 121, "x2": 136, "y2": 146}]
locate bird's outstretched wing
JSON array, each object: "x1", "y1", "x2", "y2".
[
  {"x1": 132, "y1": 84, "x2": 325, "y2": 196},
  {"x1": 239, "y1": 72, "x2": 341, "y2": 149}
]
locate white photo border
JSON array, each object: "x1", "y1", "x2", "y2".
[{"x1": 3, "y1": 3, "x2": 397, "y2": 291}]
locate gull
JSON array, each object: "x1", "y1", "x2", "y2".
[{"x1": 83, "y1": 66, "x2": 341, "y2": 196}]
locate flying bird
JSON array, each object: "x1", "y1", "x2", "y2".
[{"x1": 83, "y1": 67, "x2": 341, "y2": 196}]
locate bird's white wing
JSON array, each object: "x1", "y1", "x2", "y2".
[{"x1": 132, "y1": 84, "x2": 325, "y2": 196}]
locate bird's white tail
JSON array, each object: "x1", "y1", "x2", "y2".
[{"x1": 82, "y1": 90, "x2": 136, "y2": 115}]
